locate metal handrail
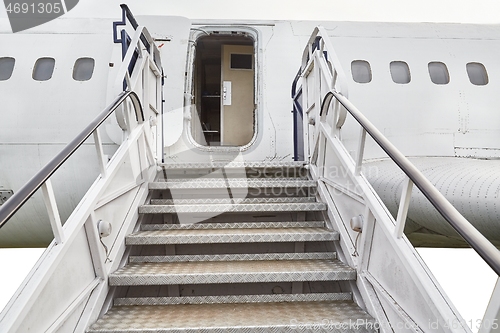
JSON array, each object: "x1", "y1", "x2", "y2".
[
  {"x1": 113, "y1": 4, "x2": 161, "y2": 71},
  {"x1": 120, "y1": 4, "x2": 139, "y2": 30},
  {"x1": 0, "y1": 90, "x2": 143, "y2": 228},
  {"x1": 323, "y1": 89, "x2": 500, "y2": 276},
  {"x1": 301, "y1": 26, "x2": 349, "y2": 97},
  {"x1": 113, "y1": 4, "x2": 147, "y2": 54}
]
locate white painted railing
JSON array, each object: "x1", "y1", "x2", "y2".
[
  {"x1": 296, "y1": 25, "x2": 500, "y2": 332},
  {"x1": 112, "y1": 10, "x2": 163, "y2": 161},
  {"x1": 0, "y1": 9, "x2": 162, "y2": 332},
  {"x1": 0, "y1": 92, "x2": 156, "y2": 333}
]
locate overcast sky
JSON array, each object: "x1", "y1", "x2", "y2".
[{"x1": 0, "y1": 1, "x2": 499, "y2": 332}]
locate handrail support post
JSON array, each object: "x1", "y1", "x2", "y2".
[
  {"x1": 395, "y1": 177, "x2": 413, "y2": 239},
  {"x1": 93, "y1": 130, "x2": 107, "y2": 178},
  {"x1": 125, "y1": 72, "x2": 132, "y2": 97},
  {"x1": 41, "y1": 179, "x2": 65, "y2": 244},
  {"x1": 0, "y1": 91, "x2": 144, "y2": 229},
  {"x1": 124, "y1": 98, "x2": 132, "y2": 136},
  {"x1": 355, "y1": 127, "x2": 367, "y2": 176}
]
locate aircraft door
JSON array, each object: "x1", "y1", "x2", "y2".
[{"x1": 220, "y1": 45, "x2": 255, "y2": 146}]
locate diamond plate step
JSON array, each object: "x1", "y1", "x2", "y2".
[
  {"x1": 150, "y1": 196, "x2": 316, "y2": 205},
  {"x1": 159, "y1": 161, "x2": 308, "y2": 180},
  {"x1": 114, "y1": 292, "x2": 352, "y2": 305},
  {"x1": 139, "y1": 202, "x2": 326, "y2": 214},
  {"x1": 129, "y1": 252, "x2": 337, "y2": 263},
  {"x1": 126, "y1": 227, "x2": 338, "y2": 245},
  {"x1": 160, "y1": 161, "x2": 307, "y2": 170},
  {"x1": 149, "y1": 178, "x2": 316, "y2": 190},
  {"x1": 90, "y1": 160, "x2": 379, "y2": 332},
  {"x1": 109, "y1": 259, "x2": 355, "y2": 286},
  {"x1": 141, "y1": 221, "x2": 325, "y2": 230},
  {"x1": 87, "y1": 301, "x2": 377, "y2": 333}
]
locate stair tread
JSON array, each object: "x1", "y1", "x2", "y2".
[
  {"x1": 141, "y1": 221, "x2": 325, "y2": 230},
  {"x1": 126, "y1": 227, "x2": 338, "y2": 244},
  {"x1": 129, "y1": 252, "x2": 337, "y2": 263},
  {"x1": 160, "y1": 177, "x2": 309, "y2": 183},
  {"x1": 109, "y1": 259, "x2": 355, "y2": 285},
  {"x1": 113, "y1": 292, "x2": 352, "y2": 305},
  {"x1": 149, "y1": 178, "x2": 317, "y2": 189},
  {"x1": 87, "y1": 301, "x2": 376, "y2": 332},
  {"x1": 130, "y1": 227, "x2": 334, "y2": 235},
  {"x1": 150, "y1": 197, "x2": 316, "y2": 204},
  {"x1": 160, "y1": 161, "x2": 307, "y2": 169},
  {"x1": 93, "y1": 161, "x2": 378, "y2": 332},
  {"x1": 139, "y1": 202, "x2": 326, "y2": 214}
]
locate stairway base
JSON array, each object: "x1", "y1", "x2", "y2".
[{"x1": 88, "y1": 301, "x2": 377, "y2": 332}]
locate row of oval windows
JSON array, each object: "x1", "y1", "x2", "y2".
[
  {"x1": 0, "y1": 56, "x2": 489, "y2": 86},
  {"x1": 351, "y1": 60, "x2": 489, "y2": 86},
  {"x1": 0, "y1": 57, "x2": 95, "y2": 81}
]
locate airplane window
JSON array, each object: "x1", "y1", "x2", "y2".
[
  {"x1": 73, "y1": 57, "x2": 95, "y2": 81},
  {"x1": 390, "y1": 61, "x2": 411, "y2": 84},
  {"x1": 33, "y1": 57, "x2": 55, "y2": 81},
  {"x1": 428, "y1": 62, "x2": 450, "y2": 85},
  {"x1": 351, "y1": 60, "x2": 372, "y2": 83},
  {"x1": 466, "y1": 62, "x2": 488, "y2": 86},
  {"x1": 0, "y1": 57, "x2": 15, "y2": 81}
]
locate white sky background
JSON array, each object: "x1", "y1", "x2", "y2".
[
  {"x1": 0, "y1": 0, "x2": 500, "y2": 23},
  {"x1": 0, "y1": 0, "x2": 499, "y2": 332},
  {"x1": 66, "y1": 0, "x2": 500, "y2": 23}
]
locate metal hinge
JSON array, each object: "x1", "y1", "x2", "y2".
[{"x1": 0, "y1": 190, "x2": 14, "y2": 205}]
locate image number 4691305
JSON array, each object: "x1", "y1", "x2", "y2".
[{"x1": 3, "y1": 0, "x2": 79, "y2": 33}]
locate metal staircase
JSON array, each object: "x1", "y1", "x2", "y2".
[
  {"x1": 3, "y1": 6, "x2": 498, "y2": 330},
  {"x1": 87, "y1": 161, "x2": 377, "y2": 332}
]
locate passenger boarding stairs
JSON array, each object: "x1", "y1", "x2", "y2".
[
  {"x1": 3, "y1": 7, "x2": 500, "y2": 333},
  {"x1": 87, "y1": 162, "x2": 377, "y2": 332}
]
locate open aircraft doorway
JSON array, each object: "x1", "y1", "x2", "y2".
[{"x1": 190, "y1": 31, "x2": 256, "y2": 147}]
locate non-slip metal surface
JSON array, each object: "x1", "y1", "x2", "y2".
[
  {"x1": 87, "y1": 301, "x2": 377, "y2": 333},
  {"x1": 150, "y1": 197, "x2": 316, "y2": 205},
  {"x1": 91, "y1": 162, "x2": 378, "y2": 332},
  {"x1": 149, "y1": 178, "x2": 317, "y2": 190},
  {"x1": 126, "y1": 228, "x2": 338, "y2": 245},
  {"x1": 139, "y1": 202, "x2": 326, "y2": 214},
  {"x1": 160, "y1": 161, "x2": 307, "y2": 169},
  {"x1": 163, "y1": 177, "x2": 311, "y2": 183},
  {"x1": 129, "y1": 252, "x2": 337, "y2": 263},
  {"x1": 140, "y1": 221, "x2": 325, "y2": 230},
  {"x1": 113, "y1": 292, "x2": 352, "y2": 306},
  {"x1": 109, "y1": 259, "x2": 356, "y2": 286}
]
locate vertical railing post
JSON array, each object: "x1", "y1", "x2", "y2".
[
  {"x1": 312, "y1": 53, "x2": 319, "y2": 163},
  {"x1": 156, "y1": 60, "x2": 163, "y2": 162},
  {"x1": 395, "y1": 176, "x2": 413, "y2": 239},
  {"x1": 123, "y1": 97, "x2": 132, "y2": 136},
  {"x1": 355, "y1": 127, "x2": 367, "y2": 176},
  {"x1": 93, "y1": 129, "x2": 107, "y2": 178},
  {"x1": 143, "y1": 55, "x2": 150, "y2": 112},
  {"x1": 41, "y1": 179, "x2": 65, "y2": 244},
  {"x1": 124, "y1": 71, "x2": 132, "y2": 94},
  {"x1": 331, "y1": 99, "x2": 340, "y2": 137},
  {"x1": 359, "y1": 206, "x2": 376, "y2": 271}
]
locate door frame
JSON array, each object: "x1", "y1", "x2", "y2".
[{"x1": 187, "y1": 26, "x2": 261, "y2": 151}]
